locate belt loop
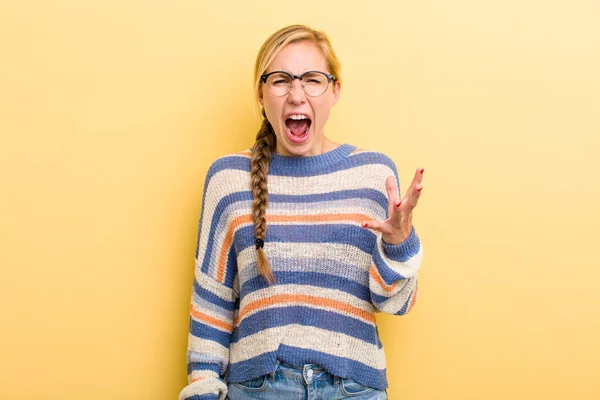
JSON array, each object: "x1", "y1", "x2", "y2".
[
  {"x1": 333, "y1": 375, "x2": 340, "y2": 386},
  {"x1": 269, "y1": 359, "x2": 280, "y2": 382}
]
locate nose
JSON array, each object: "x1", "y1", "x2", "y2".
[{"x1": 287, "y1": 78, "x2": 306, "y2": 104}]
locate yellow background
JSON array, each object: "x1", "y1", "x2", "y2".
[{"x1": 1, "y1": 1, "x2": 599, "y2": 399}]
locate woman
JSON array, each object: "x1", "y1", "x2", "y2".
[{"x1": 179, "y1": 24, "x2": 424, "y2": 400}]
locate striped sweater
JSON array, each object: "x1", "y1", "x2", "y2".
[{"x1": 179, "y1": 143, "x2": 423, "y2": 400}]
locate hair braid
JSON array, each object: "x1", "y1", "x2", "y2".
[{"x1": 250, "y1": 111, "x2": 277, "y2": 285}]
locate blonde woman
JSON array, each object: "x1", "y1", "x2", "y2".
[{"x1": 179, "y1": 24, "x2": 424, "y2": 400}]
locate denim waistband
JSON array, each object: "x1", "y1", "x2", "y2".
[{"x1": 268, "y1": 359, "x2": 340, "y2": 385}]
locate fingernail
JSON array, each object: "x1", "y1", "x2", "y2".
[
  {"x1": 419, "y1": 168, "x2": 424, "y2": 174},
  {"x1": 418, "y1": 187, "x2": 423, "y2": 192},
  {"x1": 396, "y1": 201, "x2": 401, "y2": 207},
  {"x1": 362, "y1": 222, "x2": 368, "y2": 227}
]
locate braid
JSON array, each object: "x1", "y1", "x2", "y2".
[{"x1": 250, "y1": 111, "x2": 277, "y2": 285}]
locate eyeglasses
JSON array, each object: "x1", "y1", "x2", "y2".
[{"x1": 260, "y1": 70, "x2": 336, "y2": 97}]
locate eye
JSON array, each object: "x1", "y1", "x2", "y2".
[{"x1": 303, "y1": 72, "x2": 326, "y2": 85}]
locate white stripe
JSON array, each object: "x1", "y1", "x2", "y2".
[
  {"x1": 178, "y1": 376, "x2": 226, "y2": 400},
  {"x1": 237, "y1": 258, "x2": 369, "y2": 287},
  {"x1": 220, "y1": 198, "x2": 385, "y2": 219},
  {"x1": 187, "y1": 334, "x2": 229, "y2": 362},
  {"x1": 238, "y1": 242, "x2": 371, "y2": 273},
  {"x1": 375, "y1": 235, "x2": 423, "y2": 278},
  {"x1": 230, "y1": 325, "x2": 386, "y2": 369},
  {"x1": 194, "y1": 270, "x2": 234, "y2": 303},
  {"x1": 229, "y1": 327, "x2": 282, "y2": 364}
]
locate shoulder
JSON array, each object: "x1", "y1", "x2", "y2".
[
  {"x1": 201, "y1": 148, "x2": 252, "y2": 198},
  {"x1": 205, "y1": 148, "x2": 252, "y2": 180},
  {"x1": 345, "y1": 145, "x2": 398, "y2": 173}
]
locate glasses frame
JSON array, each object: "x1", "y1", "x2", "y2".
[{"x1": 260, "y1": 70, "x2": 336, "y2": 97}]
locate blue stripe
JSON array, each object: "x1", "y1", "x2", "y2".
[
  {"x1": 193, "y1": 279, "x2": 235, "y2": 311},
  {"x1": 192, "y1": 292, "x2": 234, "y2": 320},
  {"x1": 225, "y1": 351, "x2": 278, "y2": 383},
  {"x1": 270, "y1": 189, "x2": 388, "y2": 206},
  {"x1": 204, "y1": 148, "x2": 396, "y2": 179},
  {"x1": 233, "y1": 224, "x2": 376, "y2": 255},
  {"x1": 187, "y1": 362, "x2": 220, "y2": 375},
  {"x1": 396, "y1": 287, "x2": 415, "y2": 315},
  {"x1": 241, "y1": 271, "x2": 371, "y2": 302},
  {"x1": 185, "y1": 395, "x2": 219, "y2": 400},
  {"x1": 231, "y1": 306, "x2": 377, "y2": 345},
  {"x1": 190, "y1": 317, "x2": 232, "y2": 347},
  {"x1": 380, "y1": 226, "x2": 421, "y2": 261},
  {"x1": 372, "y1": 249, "x2": 407, "y2": 285}
]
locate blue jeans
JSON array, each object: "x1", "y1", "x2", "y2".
[{"x1": 225, "y1": 360, "x2": 388, "y2": 399}]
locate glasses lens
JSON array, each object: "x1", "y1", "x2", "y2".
[
  {"x1": 265, "y1": 72, "x2": 292, "y2": 96},
  {"x1": 302, "y1": 72, "x2": 329, "y2": 96}
]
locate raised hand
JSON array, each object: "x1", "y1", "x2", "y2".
[{"x1": 362, "y1": 168, "x2": 424, "y2": 245}]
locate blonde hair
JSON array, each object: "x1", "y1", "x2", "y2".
[{"x1": 250, "y1": 25, "x2": 342, "y2": 285}]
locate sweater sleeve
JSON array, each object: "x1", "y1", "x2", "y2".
[
  {"x1": 369, "y1": 226, "x2": 423, "y2": 315},
  {"x1": 179, "y1": 162, "x2": 237, "y2": 400},
  {"x1": 368, "y1": 155, "x2": 424, "y2": 315}
]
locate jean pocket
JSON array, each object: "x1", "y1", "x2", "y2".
[
  {"x1": 339, "y1": 377, "x2": 376, "y2": 396},
  {"x1": 231, "y1": 375, "x2": 268, "y2": 392}
]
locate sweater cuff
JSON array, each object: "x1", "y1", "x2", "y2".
[
  {"x1": 185, "y1": 395, "x2": 220, "y2": 400},
  {"x1": 381, "y1": 225, "x2": 421, "y2": 262}
]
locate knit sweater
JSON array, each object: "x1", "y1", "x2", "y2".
[{"x1": 178, "y1": 143, "x2": 423, "y2": 400}]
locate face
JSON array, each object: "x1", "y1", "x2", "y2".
[{"x1": 259, "y1": 41, "x2": 341, "y2": 157}]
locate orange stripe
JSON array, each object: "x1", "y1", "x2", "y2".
[
  {"x1": 369, "y1": 264, "x2": 398, "y2": 292},
  {"x1": 217, "y1": 214, "x2": 253, "y2": 282},
  {"x1": 235, "y1": 294, "x2": 375, "y2": 326},
  {"x1": 190, "y1": 304, "x2": 233, "y2": 332},
  {"x1": 406, "y1": 284, "x2": 418, "y2": 313},
  {"x1": 191, "y1": 377, "x2": 206, "y2": 382},
  {"x1": 216, "y1": 213, "x2": 372, "y2": 282}
]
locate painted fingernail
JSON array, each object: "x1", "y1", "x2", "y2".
[
  {"x1": 396, "y1": 201, "x2": 402, "y2": 207},
  {"x1": 418, "y1": 187, "x2": 423, "y2": 192},
  {"x1": 419, "y1": 168, "x2": 424, "y2": 174},
  {"x1": 362, "y1": 222, "x2": 368, "y2": 227}
]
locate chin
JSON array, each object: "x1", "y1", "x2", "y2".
[{"x1": 278, "y1": 135, "x2": 319, "y2": 157}]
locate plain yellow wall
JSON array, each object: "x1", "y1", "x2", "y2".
[{"x1": 1, "y1": 1, "x2": 599, "y2": 399}]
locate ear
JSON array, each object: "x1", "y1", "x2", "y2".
[
  {"x1": 332, "y1": 80, "x2": 341, "y2": 105},
  {"x1": 258, "y1": 86, "x2": 264, "y2": 106}
]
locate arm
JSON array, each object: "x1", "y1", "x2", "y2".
[
  {"x1": 362, "y1": 160, "x2": 425, "y2": 315},
  {"x1": 179, "y1": 163, "x2": 237, "y2": 400}
]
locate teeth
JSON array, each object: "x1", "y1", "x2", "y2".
[{"x1": 289, "y1": 115, "x2": 308, "y2": 120}]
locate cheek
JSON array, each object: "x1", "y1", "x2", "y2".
[
  {"x1": 311, "y1": 100, "x2": 333, "y2": 121},
  {"x1": 263, "y1": 98, "x2": 282, "y2": 116}
]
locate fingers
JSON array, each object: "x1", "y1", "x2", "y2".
[
  {"x1": 403, "y1": 168, "x2": 424, "y2": 209},
  {"x1": 363, "y1": 167, "x2": 424, "y2": 232},
  {"x1": 386, "y1": 175, "x2": 399, "y2": 218}
]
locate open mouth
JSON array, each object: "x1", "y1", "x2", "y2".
[{"x1": 285, "y1": 115, "x2": 312, "y2": 143}]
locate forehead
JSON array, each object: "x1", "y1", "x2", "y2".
[{"x1": 267, "y1": 41, "x2": 328, "y2": 74}]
